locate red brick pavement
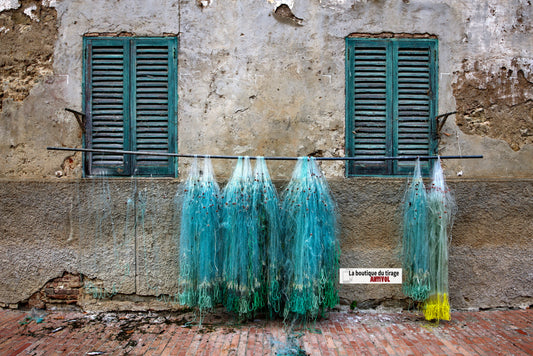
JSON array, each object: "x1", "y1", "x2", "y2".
[{"x1": 0, "y1": 307, "x2": 531, "y2": 355}]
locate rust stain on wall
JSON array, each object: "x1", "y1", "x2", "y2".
[
  {"x1": 453, "y1": 60, "x2": 533, "y2": 151},
  {"x1": 0, "y1": 0, "x2": 57, "y2": 111}
]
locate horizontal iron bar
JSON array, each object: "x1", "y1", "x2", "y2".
[{"x1": 47, "y1": 146, "x2": 483, "y2": 161}]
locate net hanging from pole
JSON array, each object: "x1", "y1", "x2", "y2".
[
  {"x1": 222, "y1": 157, "x2": 266, "y2": 318},
  {"x1": 401, "y1": 158, "x2": 457, "y2": 321},
  {"x1": 424, "y1": 158, "x2": 456, "y2": 321},
  {"x1": 177, "y1": 157, "x2": 222, "y2": 312},
  {"x1": 401, "y1": 159, "x2": 430, "y2": 302},
  {"x1": 252, "y1": 157, "x2": 283, "y2": 318},
  {"x1": 282, "y1": 157, "x2": 339, "y2": 319}
]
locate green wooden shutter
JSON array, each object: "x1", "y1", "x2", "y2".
[
  {"x1": 346, "y1": 38, "x2": 437, "y2": 176},
  {"x1": 346, "y1": 40, "x2": 392, "y2": 175},
  {"x1": 84, "y1": 38, "x2": 131, "y2": 176},
  {"x1": 132, "y1": 38, "x2": 177, "y2": 176},
  {"x1": 83, "y1": 37, "x2": 178, "y2": 177},
  {"x1": 395, "y1": 40, "x2": 437, "y2": 175}
]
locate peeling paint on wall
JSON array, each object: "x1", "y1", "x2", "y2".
[
  {"x1": 23, "y1": 3, "x2": 38, "y2": 21},
  {"x1": 273, "y1": 3, "x2": 304, "y2": 26},
  {"x1": 0, "y1": 0, "x2": 20, "y2": 12},
  {"x1": 196, "y1": 0, "x2": 212, "y2": 8},
  {"x1": 453, "y1": 60, "x2": 533, "y2": 151},
  {"x1": 0, "y1": 0, "x2": 57, "y2": 111}
]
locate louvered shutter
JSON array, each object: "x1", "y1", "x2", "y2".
[
  {"x1": 346, "y1": 40, "x2": 392, "y2": 175},
  {"x1": 132, "y1": 38, "x2": 177, "y2": 176},
  {"x1": 84, "y1": 38, "x2": 131, "y2": 176},
  {"x1": 83, "y1": 37, "x2": 178, "y2": 177},
  {"x1": 395, "y1": 41, "x2": 437, "y2": 175},
  {"x1": 346, "y1": 38, "x2": 437, "y2": 176}
]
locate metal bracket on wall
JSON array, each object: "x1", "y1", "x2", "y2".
[
  {"x1": 435, "y1": 111, "x2": 457, "y2": 136},
  {"x1": 435, "y1": 107, "x2": 484, "y2": 137},
  {"x1": 65, "y1": 108, "x2": 86, "y2": 134}
]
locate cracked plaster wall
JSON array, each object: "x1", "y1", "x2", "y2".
[{"x1": 0, "y1": 0, "x2": 530, "y2": 178}]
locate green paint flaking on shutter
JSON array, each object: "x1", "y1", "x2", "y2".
[
  {"x1": 83, "y1": 37, "x2": 178, "y2": 177},
  {"x1": 345, "y1": 38, "x2": 438, "y2": 177}
]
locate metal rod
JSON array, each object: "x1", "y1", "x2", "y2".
[{"x1": 47, "y1": 146, "x2": 483, "y2": 161}]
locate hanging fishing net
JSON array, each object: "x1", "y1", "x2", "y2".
[
  {"x1": 222, "y1": 157, "x2": 265, "y2": 318},
  {"x1": 252, "y1": 157, "x2": 283, "y2": 318},
  {"x1": 402, "y1": 159, "x2": 430, "y2": 302},
  {"x1": 282, "y1": 157, "x2": 339, "y2": 319},
  {"x1": 177, "y1": 157, "x2": 222, "y2": 312},
  {"x1": 424, "y1": 158, "x2": 456, "y2": 321}
]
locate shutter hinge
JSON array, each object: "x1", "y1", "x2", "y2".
[{"x1": 173, "y1": 48, "x2": 177, "y2": 59}]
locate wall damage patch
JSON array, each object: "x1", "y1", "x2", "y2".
[
  {"x1": 273, "y1": 3, "x2": 304, "y2": 26},
  {"x1": 0, "y1": 0, "x2": 57, "y2": 111},
  {"x1": 25, "y1": 272, "x2": 82, "y2": 309},
  {"x1": 453, "y1": 60, "x2": 533, "y2": 151}
]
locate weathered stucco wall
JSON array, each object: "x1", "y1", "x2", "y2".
[
  {"x1": 0, "y1": 179, "x2": 531, "y2": 310},
  {"x1": 0, "y1": 0, "x2": 532, "y2": 311},
  {"x1": 0, "y1": 0, "x2": 531, "y2": 178}
]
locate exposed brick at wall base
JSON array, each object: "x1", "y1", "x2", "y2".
[{"x1": 26, "y1": 273, "x2": 82, "y2": 309}]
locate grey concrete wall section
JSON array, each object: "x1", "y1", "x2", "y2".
[
  {"x1": 134, "y1": 180, "x2": 181, "y2": 297},
  {"x1": 0, "y1": 179, "x2": 182, "y2": 306},
  {"x1": 1, "y1": 179, "x2": 531, "y2": 310}
]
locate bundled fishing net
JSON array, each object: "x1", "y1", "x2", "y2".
[
  {"x1": 177, "y1": 157, "x2": 222, "y2": 312},
  {"x1": 222, "y1": 157, "x2": 265, "y2": 318},
  {"x1": 282, "y1": 157, "x2": 339, "y2": 319},
  {"x1": 424, "y1": 158, "x2": 456, "y2": 321},
  {"x1": 252, "y1": 157, "x2": 283, "y2": 318},
  {"x1": 402, "y1": 159, "x2": 430, "y2": 302}
]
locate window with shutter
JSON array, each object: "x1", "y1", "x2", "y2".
[
  {"x1": 345, "y1": 37, "x2": 438, "y2": 176},
  {"x1": 83, "y1": 36, "x2": 178, "y2": 177}
]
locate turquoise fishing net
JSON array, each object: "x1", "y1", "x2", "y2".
[
  {"x1": 177, "y1": 157, "x2": 222, "y2": 312},
  {"x1": 282, "y1": 157, "x2": 339, "y2": 319},
  {"x1": 402, "y1": 159, "x2": 430, "y2": 302},
  {"x1": 177, "y1": 156, "x2": 339, "y2": 320},
  {"x1": 222, "y1": 157, "x2": 265, "y2": 318},
  {"x1": 425, "y1": 158, "x2": 456, "y2": 321},
  {"x1": 252, "y1": 157, "x2": 283, "y2": 318}
]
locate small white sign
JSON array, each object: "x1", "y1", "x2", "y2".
[{"x1": 339, "y1": 268, "x2": 402, "y2": 284}]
